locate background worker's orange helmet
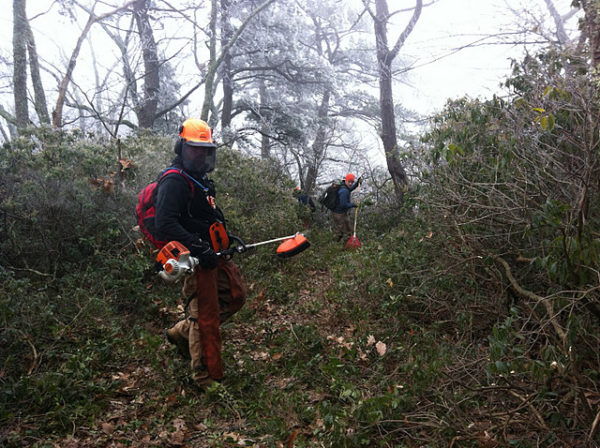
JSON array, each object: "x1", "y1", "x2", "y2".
[{"x1": 345, "y1": 173, "x2": 355, "y2": 183}]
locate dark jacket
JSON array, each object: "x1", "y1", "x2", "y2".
[
  {"x1": 154, "y1": 157, "x2": 224, "y2": 249},
  {"x1": 333, "y1": 181, "x2": 358, "y2": 214}
]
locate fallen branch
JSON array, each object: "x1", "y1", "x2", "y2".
[
  {"x1": 495, "y1": 256, "x2": 567, "y2": 348},
  {"x1": 6, "y1": 265, "x2": 51, "y2": 277},
  {"x1": 588, "y1": 409, "x2": 600, "y2": 445},
  {"x1": 25, "y1": 336, "x2": 38, "y2": 375},
  {"x1": 508, "y1": 390, "x2": 550, "y2": 432}
]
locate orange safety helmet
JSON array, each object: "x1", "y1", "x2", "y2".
[
  {"x1": 179, "y1": 118, "x2": 214, "y2": 145},
  {"x1": 345, "y1": 173, "x2": 355, "y2": 183},
  {"x1": 175, "y1": 118, "x2": 218, "y2": 173},
  {"x1": 174, "y1": 118, "x2": 216, "y2": 155}
]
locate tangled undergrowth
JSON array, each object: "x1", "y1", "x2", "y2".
[
  {"x1": 3, "y1": 226, "x2": 599, "y2": 448},
  {"x1": 1, "y1": 121, "x2": 599, "y2": 447}
]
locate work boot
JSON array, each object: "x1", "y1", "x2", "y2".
[
  {"x1": 191, "y1": 367, "x2": 214, "y2": 388},
  {"x1": 165, "y1": 328, "x2": 190, "y2": 359}
]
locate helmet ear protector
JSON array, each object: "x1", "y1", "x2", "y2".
[{"x1": 174, "y1": 124, "x2": 185, "y2": 155}]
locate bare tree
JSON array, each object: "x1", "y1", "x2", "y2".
[
  {"x1": 13, "y1": 0, "x2": 29, "y2": 129},
  {"x1": 200, "y1": 0, "x2": 277, "y2": 122},
  {"x1": 52, "y1": 1, "x2": 136, "y2": 129},
  {"x1": 364, "y1": 0, "x2": 422, "y2": 206},
  {"x1": 133, "y1": 0, "x2": 160, "y2": 129}
]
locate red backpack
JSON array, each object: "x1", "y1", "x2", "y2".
[{"x1": 135, "y1": 168, "x2": 194, "y2": 249}]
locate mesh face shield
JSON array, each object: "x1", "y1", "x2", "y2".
[{"x1": 181, "y1": 142, "x2": 217, "y2": 174}]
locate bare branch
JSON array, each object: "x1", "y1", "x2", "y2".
[
  {"x1": 52, "y1": 0, "x2": 138, "y2": 129},
  {"x1": 389, "y1": 0, "x2": 422, "y2": 61}
]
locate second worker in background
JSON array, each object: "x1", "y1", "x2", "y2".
[{"x1": 331, "y1": 173, "x2": 362, "y2": 242}]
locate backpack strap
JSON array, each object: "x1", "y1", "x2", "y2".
[
  {"x1": 159, "y1": 167, "x2": 217, "y2": 210},
  {"x1": 159, "y1": 167, "x2": 195, "y2": 195},
  {"x1": 158, "y1": 167, "x2": 210, "y2": 195}
]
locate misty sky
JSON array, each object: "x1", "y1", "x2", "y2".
[
  {"x1": 392, "y1": 0, "x2": 580, "y2": 115},
  {"x1": 0, "y1": 0, "x2": 581, "y2": 119}
]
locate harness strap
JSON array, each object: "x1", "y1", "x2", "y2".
[{"x1": 184, "y1": 291, "x2": 197, "y2": 313}]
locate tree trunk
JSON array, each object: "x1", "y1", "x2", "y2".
[
  {"x1": 133, "y1": 0, "x2": 160, "y2": 129},
  {"x1": 52, "y1": 14, "x2": 94, "y2": 129},
  {"x1": 259, "y1": 80, "x2": 270, "y2": 159},
  {"x1": 374, "y1": 0, "x2": 404, "y2": 204},
  {"x1": 0, "y1": 120, "x2": 10, "y2": 142},
  {"x1": 220, "y1": 0, "x2": 233, "y2": 130},
  {"x1": 304, "y1": 89, "x2": 331, "y2": 195},
  {"x1": 0, "y1": 104, "x2": 18, "y2": 140},
  {"x1": 201, "y1": 0, "x2": 219, "y2": 122},
  {"x1": 88, "y1": 35, "x2": 106, "y2": 134},
  {"x1": 25, "y1": 15, "x2": 49, "y2": 125},
  {"x1": 581, "y1": 0, "x2": 600, "y2": 69},
  {"x1": 543, "y1": 0, "x2": 568, "y2": 46},
  {"x1": 101, "y1": 18, "x2": 139, "y2": 111},
  {"x1": 378, "y1": 56, "x2": 407, "y2": 204},
  {"x1": 13, "y1": 0, "x2": 29, "y2": 129},
  {"x1": 372, "y1": 0, "x2": 422, "y2": 206}
]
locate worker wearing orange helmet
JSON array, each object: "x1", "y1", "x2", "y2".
[
  {"x1": 331, "y1": 173, "x2": 362, "y2": 242},
  {"x1": 155, "y1": 118, "x2": 246, "y2": 385}
]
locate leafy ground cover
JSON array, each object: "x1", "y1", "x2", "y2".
[
  {"x1": 6, "y1": 223, "x2": 591, "y2": 448},
  {"x1": 2, "y1": 129, "x2": 599, "y2": 447},
  {"x1": 1, "y1": 224, "x2": 463, "y2": 448}
]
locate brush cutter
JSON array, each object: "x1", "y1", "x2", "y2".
[
  {"x1": 156, "y1": 232, "x2": 311, "y2": 282},
  {"x1": 217, "y1": 233, "x2": 310, "y2": 258}
]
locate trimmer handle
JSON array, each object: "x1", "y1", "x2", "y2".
[{"x1": 216, "y1": 234, "x2": 247, "y2": 257}]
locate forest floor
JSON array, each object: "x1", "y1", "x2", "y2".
[
  {"x1": 28, "y1": 266, "x2": 346, "y2": 448},
  {"x1": 8, "y1": 229, "x2": 592, "y2": 447}
]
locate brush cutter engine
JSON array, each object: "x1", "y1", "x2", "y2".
[{"x1": 156, "y1": 241, "x2": 199, "y2": 282}]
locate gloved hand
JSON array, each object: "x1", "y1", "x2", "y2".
[
  {"x1": 357, "y1": 176, "x2": 364, "y2": 185},
  {"x1": 190, "y1": 239, "x2": 218, "y2": 269}
]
